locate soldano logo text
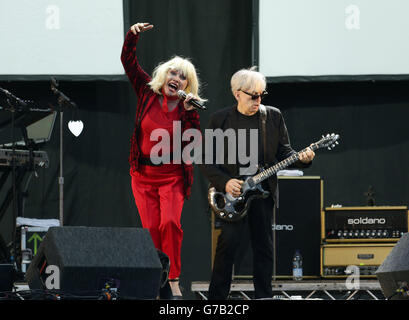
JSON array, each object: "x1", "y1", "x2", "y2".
[
  {"x1": 347, "y1": 217, "x2": 386, "y2": 225},
  {"x1": 271, "y1": 224, "x2": 294, "y2": 231}
]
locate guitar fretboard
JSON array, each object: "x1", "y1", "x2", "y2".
[{"x1": 252, "y1": 144, "x2": 318, "y2": 185}]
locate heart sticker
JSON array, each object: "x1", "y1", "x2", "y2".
[{"x1": 68, "y1": 120, "x2": 84, "y2": 137}]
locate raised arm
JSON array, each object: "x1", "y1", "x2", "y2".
[{"x1": 120, "y1": 22, "x2": 154, "y2": 97}]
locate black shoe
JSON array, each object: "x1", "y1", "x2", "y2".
[{"x1": 159, "y1": 281, "x2": 173, "y2": 300}]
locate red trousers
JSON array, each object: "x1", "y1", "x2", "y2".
[{"x1": 131, "y1": 164, "x2": 185, "y2": 280}]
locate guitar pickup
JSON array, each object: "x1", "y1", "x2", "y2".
[{"x1": 247, "y1": 178, "x2": 255, "y2": 188}]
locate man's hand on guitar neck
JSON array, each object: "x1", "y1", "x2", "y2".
[
  {"x1": 225, "y1": 179, "x2": 244, "y2": 198},
  {"x1": 299, "y1": 146, "x2": 315, "y2": 163}
]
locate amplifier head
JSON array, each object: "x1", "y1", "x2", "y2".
[{"x1": 323, "y1": 206, "x2": 408, "y2": 242}]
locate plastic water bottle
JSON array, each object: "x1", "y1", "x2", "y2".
[{"x1": 292, "y1": 250, "x2": 303, "y2": 281}]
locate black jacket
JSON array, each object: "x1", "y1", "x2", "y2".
[{"x1": 199, "y1": 104, "x2": 311, "y2": 201}]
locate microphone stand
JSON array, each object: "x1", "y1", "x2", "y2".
[
  {"x1": 50, "y1": 79, "x2": 77, "y2": 227},
  {"x1": 8, "y1": 100, "x2": 18, "y2": 267},
  {"x1": 0, "y1": 87, "x2": 36, "y2": 268},
  {"x1": 272, "y1": 188, "x2": 279, "y2": 282}
]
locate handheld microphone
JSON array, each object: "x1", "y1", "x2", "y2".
[{"x1": 177, "y1": 90, "x2": 206, "y2": 110}]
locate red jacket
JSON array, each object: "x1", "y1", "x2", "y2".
[{"x1": 121, "y1": 30, "x2": 200, "y2": 199}]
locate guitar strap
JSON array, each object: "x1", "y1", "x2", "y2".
[
  {"x1": 259, "y1": 105, "x2": 278, "y2": 206},
  {"x1": 259, "y1": 104, "x2": 267, "y2": 167}
]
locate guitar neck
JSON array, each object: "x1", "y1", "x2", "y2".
[{"x1": 252, "y1": 144, "x2": 318, "y2": 185}]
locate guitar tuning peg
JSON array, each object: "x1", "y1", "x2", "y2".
[
  {"x1": 335, "y1": 141, "x2": 339, "y2": 145},
  {"x1": 327, "y1": 147, "x2": 331, "y2": 150},
  {"x1": 326, "y1": 134, "x2": 330, "y2": 137}
]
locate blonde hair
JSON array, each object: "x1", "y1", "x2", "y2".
[
  {"x1": 148, "y1": 55, "x2": 204, "y2": 100},
  {"x1": 230, "y1": 66, "x2": 266, "y2": 95}
]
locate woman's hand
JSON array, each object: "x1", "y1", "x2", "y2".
[
  {"x1": 183, "y1": 93, "x2": 198, "y2": 111},
  {"x1": 130, "y1": 22, "x2": 154, "y2": 35}
]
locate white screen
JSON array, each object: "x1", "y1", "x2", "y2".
[
  {"x1": 0, "y1": 0, "x2": 124, "y2": 76},
  {"x1": 259, "y1": 0, "x2": 409, "y2": 77}
]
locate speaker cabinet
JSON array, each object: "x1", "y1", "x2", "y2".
[
  {"x1": 26, "y1": 226, "x2": 163, "y2": 299},
  {"x1": 321, "y1": 243, "x2": 395, "y2": 278},
  {"x1": 211, "y1": 176, "x2": 322, "y2": 278},
  {"x1": 0, "y1": 264, "x2": 14, "y2": 292},
  {"x1": 376, "y1": 233, "x2": 409, "y2": 299}
]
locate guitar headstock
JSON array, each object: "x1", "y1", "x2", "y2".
[{"x1": 313, "y1": 133, "x2": 340, "y2": 151}]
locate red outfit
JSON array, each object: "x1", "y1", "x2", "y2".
[
  {"x1": 121, "y1": 30, "x2": 200, "y2": 279},
  {"x1": 131, "y1": 166, "x2": 184, "y2": 279},
  {"x1": 121, "y1": 30, "x2": 200, "y2": 199},
  {"x1": 139, "y1": 96, "x2": 181, "y2": 159}
]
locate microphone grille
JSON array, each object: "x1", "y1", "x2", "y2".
[{"x1": 177, "y1": 90, "x2": 186, "y2": 98}]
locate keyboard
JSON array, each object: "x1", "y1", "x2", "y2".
[{"x1": 0, "y1": 148, "x2": 49, "y2": 168}]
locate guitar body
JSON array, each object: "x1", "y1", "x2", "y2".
[{"x1": 208, "y1": 176, "x2": 270, "y2": 222}]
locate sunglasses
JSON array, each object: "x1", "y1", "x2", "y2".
[{"x1": 240, "y1": 90, "x2": 268, "y2": 100}]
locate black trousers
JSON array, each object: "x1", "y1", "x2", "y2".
[{"x1": 208, "y1": 195, "x2": 275, "y2": 300}]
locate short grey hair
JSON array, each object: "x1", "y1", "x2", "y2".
[{"x1": 230, "y1": 67, "x2": 266, "y2": 95}]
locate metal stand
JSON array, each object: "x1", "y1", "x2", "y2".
[
  {"x1": 51, "y1": 78, "x2": 77, "y2": 227},
  {"x1": 0, "y1": 88, "x2": 28, "y2": 266},
  {"x1": 272, "y1": 202, "x2": 277, "y2": 281},
  {"x1": 272, "y1": 186, "x2": 279, "y2": 281},
  {"x1": 59, "y1": 107, "x2": 64, "y2": 226},
  {"x1": 0, "y1": 87, "x2": 49, "y2": 272}
]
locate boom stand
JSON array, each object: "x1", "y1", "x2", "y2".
[
  {"x1": 51, "y1": 79, "x2": 77, "y2": 227},
  {"x1": 59, "y1": 101, "x2": 64, "y2": 226}
]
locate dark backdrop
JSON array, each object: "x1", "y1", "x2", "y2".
[{"x1": 0, "y1": 0, "x2": 408, "y2": 299}]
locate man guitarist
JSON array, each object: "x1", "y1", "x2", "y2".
[{"x1": 199, "y1": 67, "x2": 315, "y2": 300}]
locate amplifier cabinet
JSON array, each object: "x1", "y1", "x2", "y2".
[
  {"x1": 211, "y1": 176, "x2": 323, "y2": 278},
  {"x1": 321, "y1": 243, "x2": 395, "y2": 278},
  {"x1": 322, "y1": 206, "x2": 408, "y2": 243}
]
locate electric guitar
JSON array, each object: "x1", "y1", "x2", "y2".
[{"x1": 208, "y1": 133, "x2": 340, "y2": 222}]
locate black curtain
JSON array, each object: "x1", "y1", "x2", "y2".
[
  {"x1": 1, "y1": 0, "x2": 408, "y2": 299},
  {"x1": 126, "y1": 0, "x2": 254, "y2": 297},
  {"x1": 263, "y1": 80, "x2": 409, "y2": 207},
  {"x1": 0, "y1": 0, "x2": 253, "y2": 299}
]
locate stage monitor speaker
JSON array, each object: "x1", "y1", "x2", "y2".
[
  {"x1": 0, "y1": 235, "x2": 10, "y2": 263},
  {"x1": 229, "y1": 176, "x2": 322, "y2": 278},
  {"x1": 25, "y1": 226, "x2": 163, "y2": 299},
  {"x1": 376, "y1": 232, "x2": 409, "y2": 300},
  {"x1": 0, "y1": 264, "x2": 15, "y2": 292}
]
